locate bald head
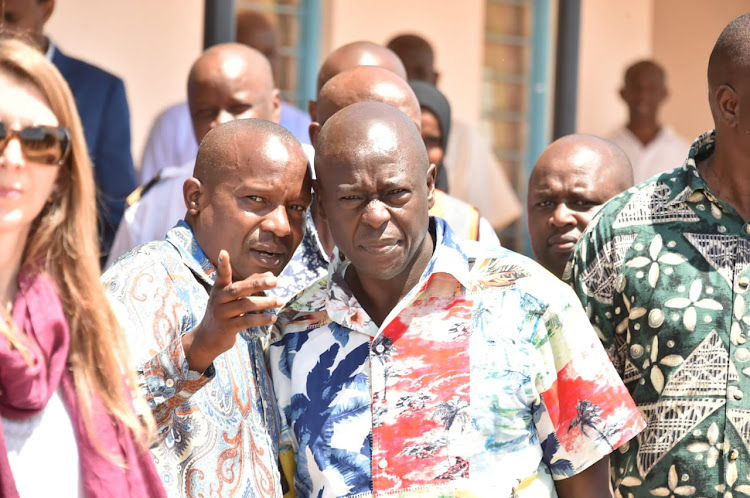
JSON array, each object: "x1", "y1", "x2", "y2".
[
  {"x1": 386, "y1": 33, "x2": 437, "y2": 84},
  {"x1": 620, "y1": 59, "x2": 667, "y2": 124},
  {"x1": 187, "y1": 43, "x2": 280, "y2": 144},
  {"x1": 316, "y1": 66, "x2": 421, "y2": 130},
  {"x1": 193, "y1": 118, "x2": 305, "y2": 187},
  {"x1": 528, "y1": 134, "x2": 633, "y2": 278},
  {"x1": 315, "y1": 102, "x2": 435, "y2": 283},
  {"x1": 316, "y1": 41, "x2": 407, "y2": 94},
  {"x1": 186, "y1": 118, "x2": 312, "y2": 280},
  {"x1": 236, "y1": 10, "x2": 281, "y2": 82},
  {"x1": 707, "y1": 13, "x2": 750, "y2": 133}
]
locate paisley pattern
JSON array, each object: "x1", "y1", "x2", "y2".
[
  {"x1": 269, "y1": 217, "x2": 644, "y2": 497},
  {"x1": 567, "y1": 130, "x2": 750, "y2": 497},
  {"x1": 103, "y1": 221, "x2": 282, "y2": 498}
]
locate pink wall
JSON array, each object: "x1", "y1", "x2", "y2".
[
  {"x1": 576, "y1": 0, "x2": 653, "y2": 136},
  {"x1": 322, "y1": 0, "x2": 485, "y2": 127},
  {"x1": 45, "y1": 0, "x2": 204, "y2": 170},
  {"x1": 577, "y1": 0, "x2": 749, "y2": 144},
  {"x1": 653, "y1": 0, "x2": 750, "y2": 142}
]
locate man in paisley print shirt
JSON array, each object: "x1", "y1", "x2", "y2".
[
  {"x1": 566, "y1": 13, "x2": 750, "y2": 497},
  {"x1": 104, "y1": 119, "x2": 311, "y2": 497},
  {"x1": 267, "y1": 102, "x2": 645, "y2": 497}
]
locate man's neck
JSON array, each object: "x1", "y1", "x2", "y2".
[
  {"x1": 627, "y1": 119, "x2": 661, "y2": 147},
  {"x1": 697, "y1": 138, "x2": 750, "y2": 221},
  {"x1": 345, "y1": 231, "x2": 435, "y2": 327}
]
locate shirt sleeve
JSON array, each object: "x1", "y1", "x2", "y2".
[
  {"x1": 104, "y1": 260, "x2": 213, "y2": 442},
  {"x1": 266, "y1": 324, "x2": 299, "y2": 457},
  {"x1": 531, "y1": 282, "x2": 645, "y2": 480}
]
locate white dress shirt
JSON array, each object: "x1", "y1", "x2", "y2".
[{"x1": 608, "y1": 125, "x2": 690, "y2": 183}]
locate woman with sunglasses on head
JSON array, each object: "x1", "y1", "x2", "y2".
[{"x1": 0, "y1": 37, "x2": 165, "y2": 497}]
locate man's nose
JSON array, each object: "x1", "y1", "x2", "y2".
[
  {"x1": 361, "y1": 199, "x2": 390, "y2": 229},
  {"x1": 262, "y1": 204, "x2": 292, "y2": 237},
  {"x1": 550, "y1": 203, "x2": 576, "y2": 227}
]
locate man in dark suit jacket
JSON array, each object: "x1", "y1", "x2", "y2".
[{"x1": 3, "y1": 0, "x2": 137, "y2": 259}]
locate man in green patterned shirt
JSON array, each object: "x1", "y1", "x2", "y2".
[{"x1": 566, "y1": 13, "x2": 750, "y2": 497}]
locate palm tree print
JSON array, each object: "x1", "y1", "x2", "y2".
[
  {"x1": 568, "y1": 400, "x2": 615, "y2": 451},
  {"x1": 432, "y1": 396, "x2": 472, "y2": 434}
]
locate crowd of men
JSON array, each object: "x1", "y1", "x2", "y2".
[{"x1": 3, "y1": 1, "x2": 750, "y2": 497}]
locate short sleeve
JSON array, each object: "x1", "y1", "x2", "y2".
[{"x1": 531, "y1": 284, "x2": 645, "y2": 479}]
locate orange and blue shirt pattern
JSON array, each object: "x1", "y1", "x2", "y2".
[
  {"x1": 103, "y1": 222, "x2": 283, "y2": 498},
  {"x1": 268, "y1": 217, "x2": 644, "y2": 497}
]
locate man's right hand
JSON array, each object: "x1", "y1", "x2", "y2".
[{"x1": 182, "y1": 250, "x2": 282, "y2": 373}]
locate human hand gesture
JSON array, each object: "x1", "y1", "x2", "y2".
[{"x1": 182, "y1": 250, "x2": 283, "y2": 372}]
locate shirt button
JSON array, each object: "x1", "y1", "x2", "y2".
[
  {"x1": 378, "y1": 458, "x2": 388, "y2": 469},
  {"x1": 166, "y1": 379, "x2": 175, "y2": 388},
  {"x1": 739, "y1": 277, "x2": 750, "y2": 290},
  {"x1": 729, "y1": 449, "x2": 740, "y2": 461},
  {"x1": 375, "y1": 344, "x2": 385, "y2": 353},
  {"x1": 734, "y1": 389, "x2": 744, "y2": 401}
]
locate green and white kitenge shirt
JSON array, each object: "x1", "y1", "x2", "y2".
[{"x1": 567, "y1": 130, "x2": 750, "y2": 497}]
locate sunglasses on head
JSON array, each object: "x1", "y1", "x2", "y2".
[{"x1": 0, "y1": 122, "x2": 71, "y2": 166}]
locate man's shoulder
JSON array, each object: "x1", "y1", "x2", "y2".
[
  {"x1": 103, "y1": 239, "x2": 184, "y2": 286},
  {"x1": 53, "y1": 48, "x2": 123, "y2": 86},
  {"x1": 271, "y1": 277, "x2": 332, "y2": 342},
  {"x1": 588, "y1": 166, "x2": 692, "y2": 232},
  {"x1": 465, "y1": 244, "x2": 573, "y2": 306}
]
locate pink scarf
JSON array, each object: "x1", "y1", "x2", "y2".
[{"x1": 0, "y1": 271, "x2": 166, "y2": 498}]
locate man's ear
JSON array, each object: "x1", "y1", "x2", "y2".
[
  {"x1": 308, "y1": 100, "x2": 317, "y2": 122},
  {"x1": 619, "y1": 87, "x2": 627, "y2": 102},
  {"x1": 426, "y1": 163, "x2": 437, "y2": 210},
  {"x1": 40, "y1": 0, "x2": 56, "y2": 25},
  {"x1": 433, "y1": 70, "x2": 440, "y2": 86},
  {"x1": 183, "y1": 177, "x2": 204, "y2": 215},
  {"x1": 312, "y1": 179, "x2": 327, "y2": 220},
  {"x1": 270, "y1": 88, "x2": 282, "y2": 124},
  {"x1": 716, "y1": 84, "x2": 739, "y2": 128},
  {"x1": 309, "y1": 121, "x2": 320, "y2": 147}
]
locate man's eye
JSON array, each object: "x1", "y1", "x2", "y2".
[
  {"x1": 573, "y1": 200, "x2": 597, "y2": 208},
  {"x1": 340, "y1": 196, "x2": 361, "y2": 201},
  {"x1": 229, "y1": 104, "x2": 251, "y2": 116},
  {"x1": 288, "y1": 204, "x2": 306, "y2": 212},
  {"x1": 247, "y1": 195, "x2": 263, "y2": 202},
  {"x1": 536, "y1": 201, "x2": 554, "y2": 208},
  {"x1": 195, "y1": 109, "x2": 217, "y2": 120}
]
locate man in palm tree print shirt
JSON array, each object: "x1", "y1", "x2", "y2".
[{"x1": 267, "y1": 102, "x2": 645, "y2": 498}]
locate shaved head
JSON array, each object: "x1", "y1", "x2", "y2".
[
  {"x1": 624, "y1": 60, "x2": 665, "y2": 87},
  {"x1": 386, "y1": 33, "x2": 437, "y2": 84},
  {"x1": 186, "y1": 118, "x2": 311, "y2": 280},
  {"x1": 235, "y1": 10, "x2": 281, "y2": 82},
  {"x1": 528, "y1": 134, "x2": 633, "y2": 278},
  {"x1": 187, "y1": 43, "x2": 279, "y2": 143},
  {"x1": 193, "y1": 118, "x2": 305, "y2": 187},
  {"x1": 316, "y1": 41, "x2": 407, "y2": 93},
  {"x1": 316, "y1": 66, "x2": 421, "y2": 129},
  {"x1": 315, "y1": 102, "x2": 435, "y2": 285},
  {"x1": 707, "y1": 13, "x2": 750, "y2": 135},
  {"x1": 708, "y1": 13, "x2": 750, "y2": 91}
]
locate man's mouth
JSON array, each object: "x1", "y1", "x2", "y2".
[
  {"x1": 249, "y1": 246, "x2": 286, "y2": 268},
  {"x1": 547, "y1": 233, "x2": 579, "y2": 252}
]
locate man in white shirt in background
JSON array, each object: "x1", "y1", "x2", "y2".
[
  {"x1": 138, "y1": 10, "x2": 310, "y2": 184},
  {"x1": 106, "y1": 43, "x2": 282, "y2": 267},
  {"x1": 608, "y1": 60, "x2": 690, "y2": 183}
]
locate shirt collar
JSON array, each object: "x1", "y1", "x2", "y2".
[
  {"x1": 45, "y1": 39, "x2": 55, "y2": 61},
  {"x1": 165, "y1": 220, "x2": 217, "y2": 288},
  {"x1": 666, "y1": 129, "x2": 716, "y2": 205},
  {"x1": 324, "y1": 217, "x2": 471, "y2": 335},
  {"x1": 304, "y1": 208, "x2": 329, "y2": 264}
]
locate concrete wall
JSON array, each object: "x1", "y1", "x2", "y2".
[
  {"x1": 45, "y1": 0, "x2": 204, "y2": 169},
  {"x1": 576, "y1": 0, "x2": 749, "y2": 142},
  {"x1": 576, "y1": 0, "x2": 653, "y2": 136},
  {"x1": 653, "y1": 0, "x2": 749, "y2": 142},
  {"x1": 322, "y1": 0, "x2": 486, "y2": 126}
]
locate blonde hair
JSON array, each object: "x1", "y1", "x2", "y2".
[{"x1": 0, "y1": 37, "x2": 153, "y2": 450}]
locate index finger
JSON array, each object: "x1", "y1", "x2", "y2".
[{"x1": 214, "y1": 250, "x2": 232, "y2": 289}]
